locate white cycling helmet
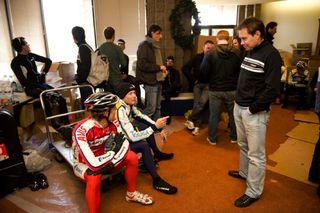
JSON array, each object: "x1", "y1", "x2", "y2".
[{"x1": 84, "y1": 92, "x2": 119, "y2": 112}]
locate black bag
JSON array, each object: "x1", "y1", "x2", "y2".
[{"x1": 0, "y1": 110, "x2": 28, "y2": 197}]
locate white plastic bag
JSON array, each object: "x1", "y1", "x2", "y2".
[{"x1": 23, "y1": 149, "x2": 51, "y2": 172}]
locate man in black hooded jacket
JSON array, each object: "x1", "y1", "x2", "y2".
[{"x1": 200, "y1": 30, "x2": 241, "y2": 145}]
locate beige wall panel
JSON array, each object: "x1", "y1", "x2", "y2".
[
  {"x1": 10, "y1": 0, "x2": 46, "y2": 56},
  {"x1": 261, "y1": 0, "x2": 320, "y2": 55},
  {"x1": 94, "y1": 0, "x2": 146, "y2": 58}
]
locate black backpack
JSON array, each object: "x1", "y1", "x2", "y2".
[{"x1": 0, "y1": 110, "x2": 28, "y2": 197}]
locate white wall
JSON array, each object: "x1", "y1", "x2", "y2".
[
  {"x1": 261, "y1": 0, "x2": 320, "y2": 54},
  {"x1": 95, "y1": 0, "x2": 146, "y2": 56},
  {"x1": 94, "y1": 0, "x2": 146, "y2": 74},
  {"x1": 10, "y1": 0, "x2": 46, "y2": 56}
]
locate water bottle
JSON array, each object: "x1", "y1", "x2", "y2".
[
  {"x1": 3, "y1": 75, "x2": 11, "y2": 96},
  {"x1": 10, "y1": 81, "x2": 17, "y2": 102}
]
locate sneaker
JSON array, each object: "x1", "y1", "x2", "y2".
[
  {"x1": 154, "y1": 152, "x2": 174, "y2": 161},
  {"x1": 207, "y1": 137, "x2": 217, "y2": 145},
  {"x1": 184, "y1": 120, "x2": 195, "y2": 130},
  {"x1": 192, "y1": 127, "x2": 200, "y2": 136},
  {"x1": 230, "y1": 140, "x2": 237, "y2": 144},
  {"x1": 153, "y1": 177, "x2": 178, "y2": 194},
  {"x1": 126, "y1": 191, "x2": 154, "y2": 205}
]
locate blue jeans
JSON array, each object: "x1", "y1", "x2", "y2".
[
  {"x1": 188, "y1": 83, "x2": 209, "y2": 127},
  {"x1": 142, "y1": 84, "x2": 162, "y2": 121},
  {"x1": 233, "y1": 103, "x2": 270, "y2": 198},
  {"x1": 208, "y1": 90, "x2": 236, "y2": 142}
]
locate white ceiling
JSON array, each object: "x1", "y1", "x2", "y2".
[{"x1": 195, "y1": 0, "x2": 284, "y2": 5}]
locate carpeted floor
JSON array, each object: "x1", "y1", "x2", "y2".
[{"x1": 1, "y1": 105, "x2": 320, "y2": 212}]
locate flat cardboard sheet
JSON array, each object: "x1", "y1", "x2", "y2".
[
  {"x1": 286, "y1": 122, "x2": 319, "y2": 144},
  {"x1": 267, "y1": 138, "x2": 316, "y2": 185},
  {"x1": 294, "y1": 111, "x2": 319, "y2": 124}
]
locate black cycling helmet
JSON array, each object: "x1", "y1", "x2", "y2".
[{"x1": 84, "y1": 92, "x2": 119, "y2": 112}]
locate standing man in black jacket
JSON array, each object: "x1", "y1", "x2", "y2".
[
  {"x1": 265, "y1": 21, "x2": 277, "y2": 45},
  {"x1": 72, "y1": 26, "x2": 93, "y2": 103},
  {"x1": 200, "y1": 30, "x2": 241, "y2": 145},
  {"x1": 228, "y1": 17, "x2": 281, "y2": 208},
  {"x1": 136, "y1": 24, "x2": 167, "y2": 120}
]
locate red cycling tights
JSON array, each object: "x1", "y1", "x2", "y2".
[{"x1": 84, "y1": 150, "x2": 138, "y2": 213}]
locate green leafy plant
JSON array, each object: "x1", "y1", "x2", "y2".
[{"x1": 169, "y1": 0, "x2": 201, "y2": 50}]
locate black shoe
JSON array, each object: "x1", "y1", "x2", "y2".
[
  {"x1": 228, "y1": 170, "x2": 246, "y2": 180},
  {"x1": 36, "y1": 173, "x2": 49, "y2": 189},
  {"x1": 154, "y1": 152, "x2": 174, "y2": 161},
  {"x1": 234, "y1": 194, "x2": 258, "y2": 207},
  {"x1": 153, "y1": 177, "x2": 177, "y2": 194},
  {"x1": 27, "y1": 173, "x2": 40, "y2": 191}
]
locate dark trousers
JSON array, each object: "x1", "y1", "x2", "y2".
[{"x1": 129, "y1": 121, "x2": 162, "y2": 179}]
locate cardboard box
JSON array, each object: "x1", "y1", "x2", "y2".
[
  {"x1": 47, "y1": 62, "x2": 76, "y2": 84},
  {"x1": 19, "y1": 103, "x2": 35, "y2": 128},
  {"x1": 58, "y1": 62, "x2": 76, "y2": 83}
]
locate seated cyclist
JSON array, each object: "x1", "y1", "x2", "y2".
[
  {"x1": 72, "y1": 92, "x2": 153, "y2": 213},
  {"x1": 114, "y1": 82, "x2": 177, "y2": 194},
  {"x1": 282, "y1": 60, "x2": 311, "y2": 109}
]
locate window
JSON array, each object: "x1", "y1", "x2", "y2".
[
  {"x1": 195, "y1": 2, "x2": 237, "y2": 36},
  {"x1": 41, "y1": 0, "x2": 95, "y2": 62},
  {"x1": 197, "y1": 5, "x2": 237, "y2": 26}
]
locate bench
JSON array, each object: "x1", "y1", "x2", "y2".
[{"x1": 161, "y1": 92, "x2": 194, "y2": 116}]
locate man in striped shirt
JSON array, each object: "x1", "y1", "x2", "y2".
[{"x1": 228, "y1": 17, "x2": 282, "y2": 208}]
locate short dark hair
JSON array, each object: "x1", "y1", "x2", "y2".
[
  {"x1": 238, "y1": 17, "x2": 265, "y2": 38},
  {"x1": 12, "y1": 37, "x2": 26, "y2": 52},
  {"x1": 117, "y1": 39, "x2": 125, "y2": 44},
  {"x1": 104, "y1": 27, "x2": 115, "y2": 39},
  {"x1": 147, "y1": 24, "x2": 162, "y2": 37},
  {"x1": 266, "y1": 21, "x2": 278, "y2": 31},
  {"x1": 204, "y1": 40, "x2": 214, "y2": 45},
  {"x1": 72, "y1": 26, "x2": 85, "y2": 41},
  {"x1": 166, "y1": 55, "x2": 174, "y2": 61}
]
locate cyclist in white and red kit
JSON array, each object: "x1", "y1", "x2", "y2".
[{"x1": 72, "y1": 92, "x2": 153, "y2": 213}]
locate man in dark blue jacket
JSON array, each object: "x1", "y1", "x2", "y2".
[{"x1": 228, "y1": 17, "x2": 281, "y2": 208}]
